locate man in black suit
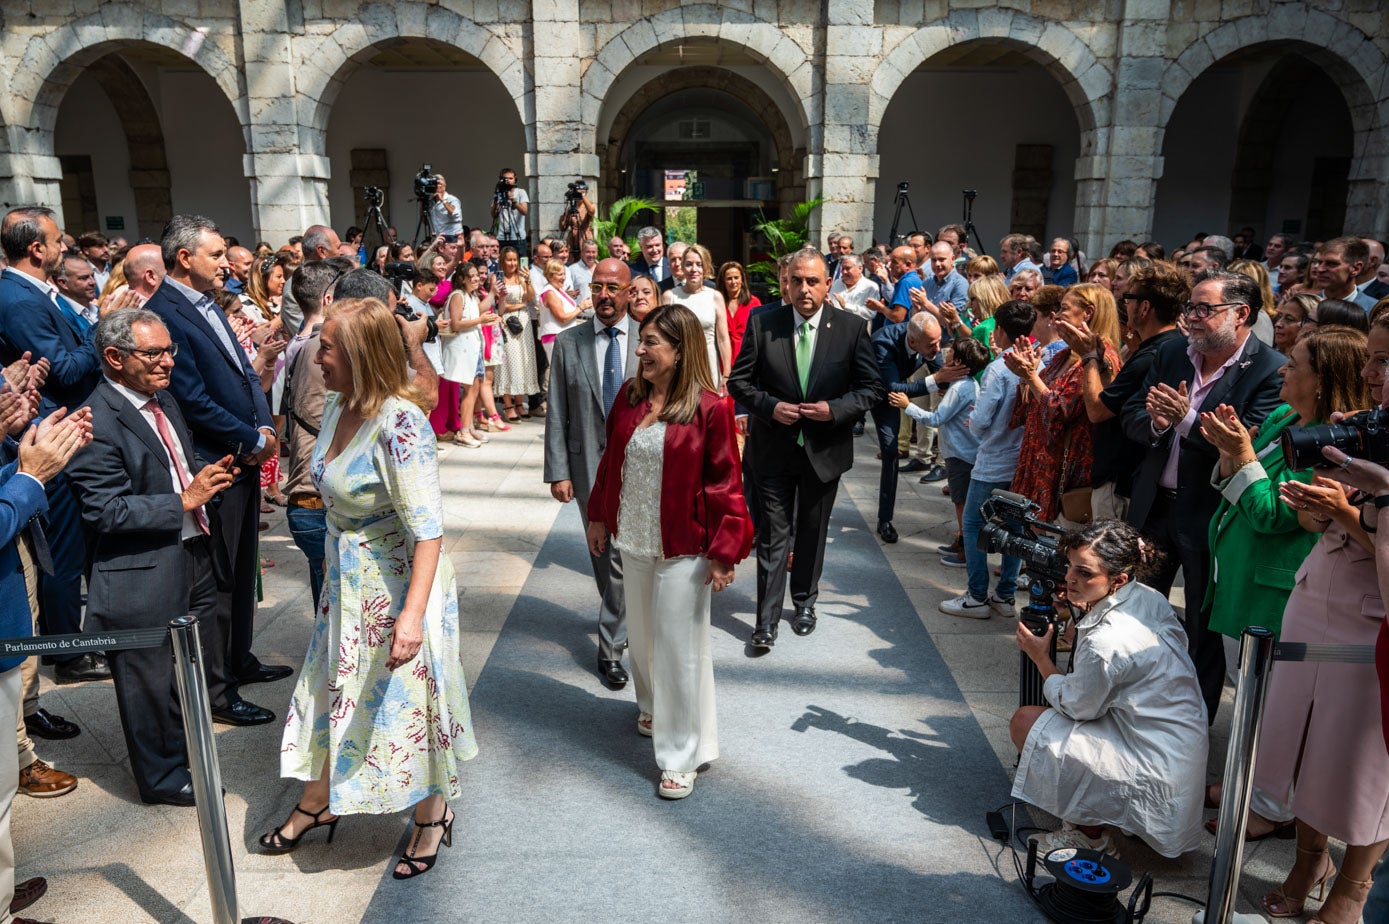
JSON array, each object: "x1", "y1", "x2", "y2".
[
  {"x1": 67, "y1": 308, "x2": 273, "y2": 805},
  {"x1": 1121, "y1": 271, "x2": 1285, "y2": 719},
  {"x1": 728, "y1": 249, "x2": 883, "y2": 650},
  {"x1": 144, "y1": 215, "x2": 292, "y2": 692},
  {"x1": 628, "y1": 226, "x2": 674, "y2": 292}
]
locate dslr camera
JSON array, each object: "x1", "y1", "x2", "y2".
[
  {"x1": 1282, "y1": 407, "x2": 1389, "y2": 470},
  {"x1": 414, "y1": 164, "x2": 439, "y2": 200},
  {"x1": 382, "y1": 261, "x2": 418, "y2": 317}
]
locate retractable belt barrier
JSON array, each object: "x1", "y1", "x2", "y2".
[
  {"x1": 0, "y1": 617, "x2": 292, "y2": 924},
  {"x1": 1197, "y1": 628, "x2": 1378, "y2": 924}
]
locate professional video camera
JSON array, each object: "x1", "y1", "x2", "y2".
[
  {"x1": 363, "y1": 186, "x2": 384, "y2": 208},
  {"x1": 978, "y1": 490, "x2": 1071, "y2": 706},
  {"x1": 414, "y1": 164, "x2": 438, "y2": 200},
  {"x1": 1282, "y1": 406, "x2": 1389, "y2": 470},
  {"x1": 494, "y1": 174, "x2": 516, "y2": 209},
  {"x1": 564, "y1": 179, "x2": 588, "y2": 216}
]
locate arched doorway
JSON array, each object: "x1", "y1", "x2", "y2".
[
  {"x1": 596, "y1": 40, "x2": 806, "y2": 266},
  {"x1": 51, "y1": 44, "x2": 250, "y2": 241},
  {"x1": 1154, "y1": 45, "x2": 1356, "y2": 248},
  {"x1": 874, "y1": 40, "x2": 1084, "y2": 250},
  {"x1": 324, "y1": 39, "x2": 526, "y2": 249}
]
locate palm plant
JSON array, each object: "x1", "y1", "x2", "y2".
[
  {"x1": 593, "y1": 196, "x2": 661, "y2": 258},
  {"x1": 747, "y1": 197, "x2": 823, "y2": 297}
]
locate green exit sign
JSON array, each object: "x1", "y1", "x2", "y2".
[{"x1": 105, "y1": 216, "x2": 125, "y2": 231}]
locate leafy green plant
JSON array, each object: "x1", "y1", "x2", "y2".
[
  {"x1": 593, "y1": 196, "x2": 661, "y2": 259},
  {"x1": 747, "y1": 197, "x2": 822, "y2": 297}
]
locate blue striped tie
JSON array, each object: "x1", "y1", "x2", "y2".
[{"x1": 602, "y1": 326, "x2": 623, "y2": 417}]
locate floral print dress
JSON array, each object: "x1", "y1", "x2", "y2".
[{"x1": 280, "y1": 393, "x2": 477, "y2": 814}]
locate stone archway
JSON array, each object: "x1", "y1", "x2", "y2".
[
  {"x1": 597, "y1": 67, "x2": 805, "y2": 216},
  {"x1": 81, "y1": 55, "x2": 171, "y2": 240}
]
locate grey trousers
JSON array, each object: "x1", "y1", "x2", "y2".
[{"x1": 577, "y1": 503, "x2": 627, "y2": 660}]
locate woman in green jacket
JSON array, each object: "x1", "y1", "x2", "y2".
[{"x1": 1199, "y1": 324, "x2": 1370, "y2": 838}]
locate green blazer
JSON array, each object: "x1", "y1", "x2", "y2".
[{"x1": 1204, "y1": 404, "x2": 1318, "y2": 638}]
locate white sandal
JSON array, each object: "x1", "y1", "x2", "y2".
[
  {"x1": 637, "y1": 713, "x2": 653, "y2": 737},
  {"x1": 658, "y1": 769, "x2": 696, "y2": 800}
]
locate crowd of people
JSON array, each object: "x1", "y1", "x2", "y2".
[{"x1": 0, "y1": 178, "x2": 1384, "y2": 923}]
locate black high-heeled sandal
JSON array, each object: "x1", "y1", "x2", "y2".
[
  {"x1": 392, "y1": 806, "x2": 454, "y2": 880},
  {"x1": 258, "y1": 803, "x2": 339, "y2": 854}
]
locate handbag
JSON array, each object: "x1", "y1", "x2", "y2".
[
  {"x1": 1057, "y1": 429, "x2": 1093, "y2": 525},
  {"x1": 505, "y1": 314, "x2": 524, "y2": 336}
]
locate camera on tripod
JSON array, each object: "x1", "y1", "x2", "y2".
[
  {"x1": 363, "y1": 186, "x2": 384, "y2": 208},
  {"x1": 414, "y1": 165, "x2": 438, "y2": 200},
  {"x1": 1282, "y1": 406, "x2": 1389, "y2": 470},
  {"x1": 564, "y1": 180, "x2": 588, "y2": 216},
  {"x1": 494, "y1": 175, "x2": 516, "y2": 209}
]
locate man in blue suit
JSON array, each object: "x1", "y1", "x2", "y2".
[
  {"x1": 144, "y1": 215, "x2": 291, "y2": 703},
  {"x1": 0, "y1": 206, "x2": 110, "y2": 683}
]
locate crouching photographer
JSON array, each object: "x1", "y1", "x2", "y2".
[{"x1": 1008, "y1": 519, "x2": 1208, "y2": 859}]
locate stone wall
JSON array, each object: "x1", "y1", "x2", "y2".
[{"x1": 0, "y1": 0, "x2": 1383, "y2": 253}]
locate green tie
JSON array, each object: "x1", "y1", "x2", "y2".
[{"x1": 796, "y1": 319, "x2": 812, "y2": 446}]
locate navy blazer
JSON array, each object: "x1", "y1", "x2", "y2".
[
  {"x1": 0, "y1": 462, "x2": 49, "y2": 672},
  {"x1": 144, "y1": 279, "x2": 272, "y2": 478},
  {"x1": 872, "y1": 320, "x2": 942, "y2": 397},
  {"x1": 0, "y1": 270, "x2": 101, "y2": 413}
]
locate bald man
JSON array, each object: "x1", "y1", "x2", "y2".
[
  {"x1": 224, "y1": 246, "x2": 253, "y2": 295},
  {"x1": 543, "y1": 258, "x2": 640, "y2": 687},
  {"x1": 123, "y1": 244, "x2": 167, "y2": 302}
]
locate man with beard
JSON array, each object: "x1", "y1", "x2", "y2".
[
  {"x1": 1121, "y1": 271, "x2": 1284, "y2": 720},
  {"x1": 543, "y1": 258, "x2": 639, "y2": 687}
]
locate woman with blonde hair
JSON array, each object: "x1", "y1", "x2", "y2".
[
  {"x1": 263, "y1": 298, "x2": 477, "y2": 880},
  {"x1": 1085, "y1": 258, "x2": 1120, "y2": 293},
  {"x1": 661, "y1": 243, "x2": 731, "y2": 389},
  {"x1": 1006, "y1": 283, "x2": 1123, "y2": 524},
  {"x1": 961, "y1": 274, "x2": 1010, "y2": 350},
  {"x1": 538, "y1": 258, "x2": 583, "y2": 361},
  {"x1": 587, "y1": 303, "x2": 752, "y2": 799},
  {"x1": 965, "y1": 254, "x2": 1000, "y2": 283},
  {"x1": 1230, "y1": 258, "x2": 1277, "y2": 346},
  {"x1": 243, "y1": 253, "x2": 293, "y2": 323}
]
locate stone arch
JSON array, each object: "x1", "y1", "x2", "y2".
[
  {"x1": 870, "y1": 10, "x2": 1107, "y2": 141},
  {"x1": 581, "y1": 6, "x2": 816, "y2": 140},
  {"x1": 12, "y1": 9, "x2": 246, "y2": 150},
  {"x1": 82, "y1": 55, "x2": 172, "y2": 240},
  {"x1": 297, "y1": 4, "x2": 528, "y2": 157},
  {"x1": 596, "y1": 66, "x2": 805, "y2": 213}
]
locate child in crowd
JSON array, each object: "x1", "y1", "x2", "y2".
[
  {"x1": 888, "y1": 337, "x2": 991, "y2": 562},
  {"x1": 939, "y1": 299, "x2": 1038, "y2": 619}
]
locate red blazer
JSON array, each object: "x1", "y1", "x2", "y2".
[
  {"x1": 727, "y1": 295, "x2": 761, "y2": 362},
  {"x1": 587, "y1": 384, "x2": 753, "y2": 566}
]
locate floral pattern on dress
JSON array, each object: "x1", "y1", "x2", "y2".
[{"x1": 280, "y1": 393, "x2": 478, "y2": 815}]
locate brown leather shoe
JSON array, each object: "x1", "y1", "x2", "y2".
[
  {"x1": 18, "y1": 759, "x2": 77, "y2": 798},
  {"x1": 10, "y1": 876, "x2": 46, "y2": 914}
]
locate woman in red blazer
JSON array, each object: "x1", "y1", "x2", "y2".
[{"x1": 587, "y1": 303, "x2": 753, "y2": 800}]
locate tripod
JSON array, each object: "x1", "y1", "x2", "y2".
[
  {"x1": 962, "y1": 188, "x2": 986, "y2": 255},
  {"x1": 362, "y1": 198, "x2": 389, "y2": 254},
  {"x1": 888, "y1": 182, "x2": 918, "y2": 246},
  {"x1": 412, "y1": 198, "x2": 434, "y2": 249}
]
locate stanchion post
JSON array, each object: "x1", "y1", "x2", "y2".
[
  {"x1": 169, "y1": 615, "x2": 240, "y2": 924},
  {"x1": 1202, "y1": 626, "x2": 1276, "y2": 924}
]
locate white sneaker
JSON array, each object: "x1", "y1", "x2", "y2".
[
  {"x1": 987, "y1": 593, "x2": 1016, "y2": 617},
  {"x1": 1030, "y1": 823, "x2": 1119, "y2": 858},
  {"x1": 939, "y1": 593, "x2": 991, "y2": 619}
]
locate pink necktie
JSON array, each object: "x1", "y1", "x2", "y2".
[{"x1": 145, "y1": 398, "x2": 210, "y2": 535}]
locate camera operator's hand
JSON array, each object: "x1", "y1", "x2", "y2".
[
  {"x1": 1015, "y1": 619, "x2": 1055, "y2": 665},
  {"x1": 1146, "y1": 381, "x2": 1189, "y2": 431},
  {"x1": 396, "y1": 313, "x2": 428, "y2": 350},
  {"x1": 1319, "y1": 446, "x2": 1389, "y2": 496}
]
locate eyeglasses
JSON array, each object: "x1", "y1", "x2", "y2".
[
  {"x1": 1180, "y1": 301, "x2": 1240, "y2": 319},
  {"x1": 590, "y1": 282, "x2": 627, "y2": 295},
  {"x1": 1273, "y1": 313, "x2": 1311, "y2": 326},
  {"x1": 129, "y1": 344, "x2": 179, "y2": 362}
]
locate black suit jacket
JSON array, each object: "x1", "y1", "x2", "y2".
[
  {"x1": 65, "y1": 380, "x2": 213, "y2": 628},
  {"x1": 727, "y1": 303, "x2": 883, "y2": 483},
  {"x1": 1120, "y1": 333, "x2": 1286, "y2": 541}
]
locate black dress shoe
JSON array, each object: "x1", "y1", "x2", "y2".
[
  {"x1": 237, "y1": 663, "x2": 294, "y2": 685},
  {"x1": 919, "y1": 463, "x2": 947, "y2": 483},
  {"x1": 212, "y1": 700, "x2": 276, "y2": 726},
  {"x1": 901, "y1": 458, "x2": 928, "y2": 473},
  {"x1": 145, "y1": 781, "x2": 196, "y2": 807},
  {"x1": 597, "y1": 658, "x2": 628, "y2": 688},
  {"x1": 24, "y1": 708, "x2": 80, "y2": 740},
  {"x1": 877, "y1": 521, "x2": 899, "y2": 543},
  {"x1": 791, "y1": 606, "x2": 817, "y2": 636},
  {"x1": 750, "y1": 625, "x2": 778, "y2": 649},
  {"x1": 53, "y1": 653, "x2": 111, "y2": 684}
]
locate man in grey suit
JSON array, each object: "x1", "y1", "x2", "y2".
[{"x1": 544, "y1": 258, "x2": 640, "y2": 688}]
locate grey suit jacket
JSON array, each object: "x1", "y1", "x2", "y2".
[
  {"x1": 65, "y1": 379, "x2": 208, "y2": 629},
  {"x1": 543, "y1": 316, "x2": 640, "y2": 507}
]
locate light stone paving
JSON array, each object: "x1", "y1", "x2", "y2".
[{"x1": 3, "y1": 419, "x2": 1337, "y2": 922}]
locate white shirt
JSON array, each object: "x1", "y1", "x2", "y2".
[
  {"x1": 592, "y1": 315, "x2": 628, "y2": 383},
  {"x1": 497, "y1": 187, "x2": 529, "y2": 239},
  {"x1": 89, "y1": 262, "x2": 111, "y2": 293},
  {"x1": 407, "y1": 293, "x2": 445, "y2": 374},
  {"x1": 429, "y1": 193, "x2": 463, "y2": 236},
  {"x1": 830, "y1": 276, "x2": 880, "y2": 321},
  {"x1": 107, "y1": 378, "x2": 202, "y2": 540},
  {"x1": 569, "y1": 260, "x2": 595, "y2": 304}
]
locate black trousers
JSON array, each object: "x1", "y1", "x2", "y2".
[
  {"x1": 37, "y1": 473, "x2": 84, "y2": 665},
  {"x1": 871, "y1": 404, "x2": 900, "y2": 525},
  {"x1": 753, "y1": 452, "x2": 839, "y2": 631},
  {"x1": 211, "y1": 474, "x2": 263, "y2": 678},
  {"x1": 1141, "y1": 491, "x2": 1226, "y2": 722},
  {"x1": 107, "y1": 538, "x2": 226, "y2": 802}
]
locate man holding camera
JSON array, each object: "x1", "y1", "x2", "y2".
[
  {"x1": 491, "y1": 167, "x2": 530, "y2": 257},
  {"x1": 430, "y1": 174, "x2": 463, "y2": 241}
]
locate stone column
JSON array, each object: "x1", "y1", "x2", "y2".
[
  {"x1": 238, "y1": 0, "x2": 329, "y2": 244},
  {"x1": 814, "y1": 0, "x2": 878, "y2": 249},
  {"x1": 1073, "y1": 0, "x2": 1168, "y2": 256},
  {"x1": 530, "y1": 0, "x2": 593, "y2": 246}
]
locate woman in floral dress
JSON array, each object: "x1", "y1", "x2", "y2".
[{"x1": 259, "y1": 297, "x2": 477, "y2": 881}]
